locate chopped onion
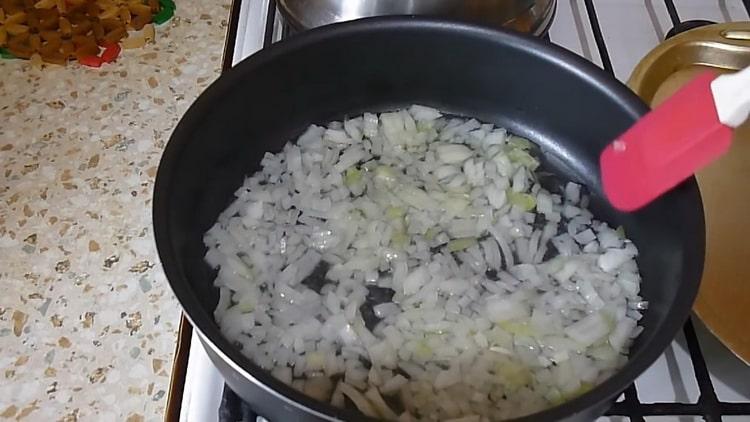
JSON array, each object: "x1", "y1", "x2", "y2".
[
  {"x1": 437, "y1": 144, "x2": 473, "y2": 164},
  {"x1": 339, "y1": 382, "x2": 379, "y2": 418},
  {"x1": 365, "y1": 387, "x2": 399, "y2": 420},
  {"x1": 565, "y1": 312, "x2": 610, "y2": 347},
  {"x1": 206, "y1": 106, "x2": 645, "y2": 421}
]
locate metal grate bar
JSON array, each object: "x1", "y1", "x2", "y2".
[
  {"x1": 263, "y1": 0, "x2": 277, "y2": 48},
  {"x1": 583, "y1": 0, "x2": 614, "y2": 75},
  {"x1": 615, "y1": 402, "x2": 750, "y2": 416},
  {"x1": 222, "y1": 0, "x2": 245, "y2": 70},
  {"x1": 606, "y1": 318, "x2": 750, "y2": 419},
  {"x1": 220, "y1": 385, "x2": 259, "y2": 422},
  {"x1": 663, "y1": 0, "x2": 682, "y2": 26},
  {"x1": 683, "y1": 318, "x2": 724, "y2": 422},
  {"x1": 606, "y1": 384, "x2": 646, "y2": 421}
]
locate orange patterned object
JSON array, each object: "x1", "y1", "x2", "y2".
[{"x1": 0, "y1": 0, "x2": 173, "y2": 66}]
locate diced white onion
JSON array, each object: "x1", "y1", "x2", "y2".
[{"x1": 206, "y1": 106, "x2": 645, "y2": 421}]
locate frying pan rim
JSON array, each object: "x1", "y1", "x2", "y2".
[{"x1": 153, "y1": 15, "x2": 705, "y2": 422}]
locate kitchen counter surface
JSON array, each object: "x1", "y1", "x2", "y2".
[{"x1": 0, "y1": 1, "x2": 230, "y2": 420}]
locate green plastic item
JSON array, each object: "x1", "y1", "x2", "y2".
[
  {"x1": 153, "y1": 6, "x2": 174, "y2": 24},
  {"x1": 154, "y1": 0, "x2": 175, "y2": 25},
  {"x1": 0, "y1": 48, "x2": 16, "y2": 59}
]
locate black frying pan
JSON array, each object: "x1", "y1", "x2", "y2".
[{"x1": 153, "y1": 17, "x2": 704, "y2": 422}]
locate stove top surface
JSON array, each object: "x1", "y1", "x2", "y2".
[{"x1": 170, "y1": 1, "x2": 750, "y2": 421}]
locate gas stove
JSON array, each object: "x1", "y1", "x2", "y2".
[{"x1": 168, "y1": 1, "x2": 750, "y2": 421}]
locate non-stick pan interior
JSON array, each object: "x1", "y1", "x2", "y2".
[{"x1": 154, "y1": 18, "x2": 704, "y2": 421}]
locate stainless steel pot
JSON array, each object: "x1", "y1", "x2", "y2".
[{"x1": 277, "y1": 0, "x2": 556, "y2": 36}]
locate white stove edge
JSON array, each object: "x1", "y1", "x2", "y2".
[
  {"x1": 181, "y1": 1, "x2": 750, "y2": 420},
  {"x1": 179, "y1": 330, "x2": 225, "y2": 422}
]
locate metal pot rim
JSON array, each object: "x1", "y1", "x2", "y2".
[{"x1": 277, "y1": 0, "x2": 557, "y2": 36}]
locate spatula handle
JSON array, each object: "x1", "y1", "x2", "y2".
[{"x1": 711, "y1": 66, "x2": 750, "y2": 128}]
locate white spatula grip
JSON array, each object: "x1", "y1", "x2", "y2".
[{"x1": 711, "y1": 66, "x2": 750, "y2": 129}]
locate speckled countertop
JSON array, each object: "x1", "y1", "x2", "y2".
[{"x1": 0, "y1": 1, "x2": 230, "y2": 420}]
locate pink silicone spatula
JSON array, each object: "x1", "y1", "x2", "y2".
[{"x1": 601, "y1": 66, "x2": 750, "y2": 212}]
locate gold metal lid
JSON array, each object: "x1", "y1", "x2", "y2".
[{"x1": 629, "y1": 22, "x2": 750, "y2": 364}]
